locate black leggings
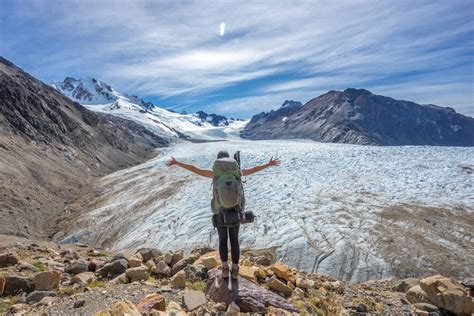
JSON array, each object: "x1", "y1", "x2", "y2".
[{"x1": 216, "y1": 225, "x2": 240, "y2": 264}]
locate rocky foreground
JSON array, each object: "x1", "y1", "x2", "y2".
[{"x1": 0, "y1": 235, "x2": 473, "y2": 315}]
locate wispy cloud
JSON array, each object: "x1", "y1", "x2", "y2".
[{"x1": 1, "y1": 0, "x2": 472, "y2": 117}]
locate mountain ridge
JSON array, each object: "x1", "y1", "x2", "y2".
[{"x1": 242, "y1": 88, "x2": 474, "y2": 146}]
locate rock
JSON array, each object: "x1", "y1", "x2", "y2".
[
  {"x1": 419, "y1": 274, "x2": 474, "y2": 315},
  {"x1": 33, "y1": 270, "x2": 62, "y2": 290},
  {"x1": 355, "y1": 302, "x2": 368, "y2": 313},
  {"x1": 272, "y1": 262, "x2": 295, "y2": 284},
  {"x1": 267, "y1": 306, "x2": 295, "y2": 315},
  {"x1": 3, "y1": 276, "x2": 34, "y2": 295},
  {"x1": 406, "y1": 285, "x2": 430, "y2": 304},
  {"x1": 127, "y1": 254, "x2": 143, "y2": 268},
  {"x1": 461, "y1": 278, "x2": 474, "y2": 289},
  {"x1": 88, "y1": 258, "x2": 106, "y2": 272},
  {"x1": 242, "y1": 248, "x2": 277, "y2": 266},
  {"x1": 170, "y1": 270, "x2": 186, "y2": 289},
  {"x1": 171, "y1": 251, "x2": 184, "y2": 266},
  {"x1": 153, "y1": 260, "x2": 171, "y2": 277},
  {"x1": 65, "y1": 259, "x2": 89, "y2": 275},
  {"x1": 227, "y1": 301, "x2": 240, "y2": 315},
  {"x1": 110, "y1": 273, "x2": 129, "y2": 285},
  {"x1": 26, "y1": 291, "x2": 58, "y2": 304},
  {"x1": 184, "y1": 264, "x2": 208, "y2": 282},
  {"x1": 295, "y1": 277, "x2": 309, "y2": 289},
  {"x1": 182, "y1": 290, "x2": 207, "y2": 311},
  {"x1": 201, "y1": 255, "x2": 219, "y2": 270},
  {"x1": 137, "y1": 293, "x2": 166, "y2": 313},
  {"x1": 167, "y1": 301, "x2": 187, "y2": 316},
  {"x1": 126, "y1": 266, "x2": 149, "y2": 282},
  {"x1": 164, "y1": 252, "x2": 173, "y2": 265},
  {"x1": 137, "y1": 248, "x2": 162, "y2": 262},
  {"x1": 0, "y1": 253, "x2": 19, "y2": 267},
  {"x1": 322, "y1": 280, "x2": 344, "y2": 294},
  {"x1": 144, "y1": 260, "x2": 155, "y2": 270},
  {"x1": 74, "y1": 299, "x2": 86, "y2": 308},
  {"x1": 8, "y1": 303, "x2": 29, "y2": 314},
  {"x1": 71, "y1": 271, "x2": 96, "y2": 285},
  {"x1": 206, "y1": 270, "x2": 297, "y2": 313},
  {"x1": 214, "y1": 302, "x2": 227, "y2": 311},
  {"x1": 413, "y1": 302, "x2": 440, "y2": 313},
  {"x1": 0, "y1": 275, "x2": 5, "y2": 295},
  {"x1": 393, "y1": 278, "x2": 420, "y2": 293},
  {"x1": 110, "y1": 300, "x2": 141, "y2": 316},
  {"x1": 292, "y1": 287, "x2": 305, "y2": 299},
  {"x1": 171, "y1": 255, "x2": 197, "y2": 276},
  {"x1": 239, "y1": 266, "x2": 258, "y2": 283},
  {"x1": 113, "y1": 249, "x2": 135, "y2": 261},
  {"x1": 98, "y1": 259, "x2": 128, "y2": 277},
  {"x1": 60, "y1": 249, "x2": 79, "y2": 260},
  {"x1": 18, "y1": 262, "x2": 39, "y2": 272},
  {"x1": 35, "y1": 296, "x2": 61, "y2": 306},
  {"x1": 267, "y1": 276, "x2": 293, "y2": 297}
]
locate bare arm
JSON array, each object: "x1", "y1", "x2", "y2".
[
  {"x1": 242, "y1": 157, "x2": 280, "y2": 176},
  {"x1": 166, "y1": 157, "x2": 213, "y2": 178}
]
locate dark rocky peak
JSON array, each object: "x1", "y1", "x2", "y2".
[
  {"x1": 194, "y1": 111, "x2": 229, "y2": 127},
  {"x1": 280, "y1": 100, "x2": 303, "y2": 109}
]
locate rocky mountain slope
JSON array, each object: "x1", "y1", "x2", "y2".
[
  {"x1": 1, "y1": 236, "x2": 472, "y2": 315},
  {"x1": 241, "y1": 89, "x2": 474, "y2": 146},
  {"x1": 0, "y1": 57, "x2": 167, "y2": 239},
  {"x1": 52, "y1": 77, "x2": 246, "y2": 140}
]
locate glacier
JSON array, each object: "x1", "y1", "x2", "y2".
[{"x1": 56, "y1": 139, "x2": 474, "y2": 282}]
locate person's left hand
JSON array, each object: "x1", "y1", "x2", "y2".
[{"x1": 268, "y1": 156, "x2": 281, "y2": 167}]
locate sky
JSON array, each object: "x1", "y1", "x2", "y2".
[{"x1": 1, "y1": 0, "x2": 473, "y2": 118}]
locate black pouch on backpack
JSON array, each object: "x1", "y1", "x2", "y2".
[
  {"x1": 241, "y1": 211, "x2": 255, "y2": 224},
  {"x1": 222, "y1": 209, "x2": 241, "y2": 226}
]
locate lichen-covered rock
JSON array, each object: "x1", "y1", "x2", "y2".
[
  {"x1": 406, "y1": 285, "x2": 430, "y2": 304},
  {"x1": 71, "y1": 271, "x2": 96, "y2": 286},
  {"x1": 125, "y1": 266, "x2": 149, "y2": 282},
  {"x1": 206, "y1": 270, "x2": 297, "y2": 313},
  {"x1": 33, "y1": 270, "x2": 62, "y2": 291},
  {"x1": 170, "y1": 270, "x2": 186, "y2": 289}
]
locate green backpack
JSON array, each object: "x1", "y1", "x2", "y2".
[{"x1": 211, "y1": 157, "x2": 245, "y2": 214}]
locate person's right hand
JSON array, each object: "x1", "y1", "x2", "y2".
[{"x1": 166, "y1": 156, "x2": 177, "y2": 167}]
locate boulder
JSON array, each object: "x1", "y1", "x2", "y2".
[
  {"x1": 171, "y1": 270, "x2": 186, "y2": 289},
  {"x1": 71, "y1": 272, "x2": 96, "y2": 285},
  {"x1": 35, "y1": 296, "x2": 61, "y2": 306},
  {"x1": 126, "y1": 266, "x2": 149, "y2": 282},
  {"x1": 110, "y1": 273, "x2": 129, "y2": 285},
  {"x1": 3, "y1": 276, "x2": 34, "y2": 295},
  {"x1": 0, "y1": 253, "x2": 19, "y2": 268},
  {"x1": 167, "y1": 301, "x2": 187, "y2": 316},
  {"x1": 18, "y1": 262, "x2": 39, "y2": 272},
  {"x1": 88, "y1": 259, "x2": 106, "y2": 272},
  {"x1": 65, "y1": 259, "x2": 89, "y2": 275},
  {"x1": 272, "y1": 262, "x2": 295, "y2": 284},
  {"x1": 33, "y1": 270, "x2": 62, "y2": 290},
  {"x1": 406, "y1": 285, "x2": 430, "y2": 304},
  {"x1": 98, "y1": 259, "x2": 128, "y2": 277},
  {"x1": 164, "y1": 252, "x2": 173, "y2": 265},
  {"x1": 206, "y1": 270, "x2": 298, "y2": 313},
  {"x1": 184, "y1": 264, "x2": 208, "y2": 282},
  {"x1": 26, "y1": 291, "x2": 58, "y2": 304},
  {"x1": 413, "y1": 302, "x2": 440, "y2": 314},
  {"x1": 0, "y1": 275, "x2": 5, "y2": 295},
  {"x1": 201, "y1": 256, "x2": 219, "y2": 270},
  {"x1": 152, "y1": 260, "x2": 171, "y2": 277},
  {"x1": 137, "y1": 248, "x2": 162, "y2": 262},
  {"x1": 109, "y1": 300, "x2": 141, "y2": 316},
  {"x1": 113, "y1": 249, "x2": 135, "y2": 261},
  {"x1": 419, "y1": 274, "x2": 474, "y2": 315},
  {"x1": 267, "y1": 276, "x2": 293, "y2": 297},
  {"x1": 127, "y1": 254, "x2": 143, "y2": 268},
  {"x1": 171, "y1": 251, "x2": 184, "y2": 267},
  {"x1": 137, "y1": 293, "x2": 166, "y2": 313},
  {"x1": 182, "y1": 290, "x2": 207, "y2": 311},
  {"x1": 239, "y1": 266, "x2": 258, "y2": 283},
  {"x1": 74, "y1": 298, "x2": 86, "y2": 308},
  {"x1": 171, "y1": 255, "x2": 197, "y2": 276},
  {"x1": 392, "y1": 278, "x2": 420, "y2": 293}
]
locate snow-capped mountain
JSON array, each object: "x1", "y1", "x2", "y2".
[
  {"x1": 51, "y1": 77, "x2": 246, "y2": 140},
  {"x1": 242, "y1": 89, "x2": 474, "y2": 146}
]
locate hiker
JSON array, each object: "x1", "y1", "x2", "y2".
[{"x1": 166, "y1": 151, "x2": 280, "y2": 279}]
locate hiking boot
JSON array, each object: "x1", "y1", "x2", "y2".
[
  {"x1": 231, "y1": 266, "x2": 239, "y2": 280},
  {"x1": 222, "y1": 265, "x2": 229, "y2": 279}
]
